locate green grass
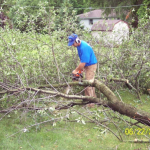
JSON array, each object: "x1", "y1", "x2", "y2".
[
  {"x1": 116, "y1": 89, "x2": 150, "y2": 112},
  {"x1": 0, "y1": 90, "x2": 150, "y2": 150},
  {"x1": 1, "y1": 120, "x2": 149, "y2": 150}
]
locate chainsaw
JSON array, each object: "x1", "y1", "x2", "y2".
[
  {"x1": 63, "y1": 70, "x2": 83, "y2": 95},
  {"x1": 71, "y1": 70, "x2": 83, "y2": 81}
]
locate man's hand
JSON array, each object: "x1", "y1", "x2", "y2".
[
  {"x1": 72, "y1": 63, "x2": 85, "y2": 74},
  {"x1": 72, "y1": 70, "x2": 78, "y2": 74}
]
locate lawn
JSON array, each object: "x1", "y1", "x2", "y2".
[{"x1": 0, "y1": 90, "x2": 150, "y2": 150}]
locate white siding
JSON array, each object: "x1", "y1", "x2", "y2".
[{"x1": 80, "y1": 19, "x2": 101, "y2": 31}]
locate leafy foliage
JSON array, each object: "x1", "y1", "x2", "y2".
[
  {"x1": 8, "y1": 0, "x2": 49, "y2": 32},
  {"x1": 52, "y1": 0, "x2": 84, "y2": 32},
  {"x1": 0, "y1": 1, "x2": 150, "y2": 146},
  {"x1": 5, "y1": 0, "x2": 83, "y2": 32},
  {"x1": 137, "y1": 0, "x2": 150, "y2": 19},
  {"x1": 1, "y1": 0, "x2": 149, "y2": 29}
]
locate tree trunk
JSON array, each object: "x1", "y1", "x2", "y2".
[
  {"x1": 1, "y1": 79, "x2": 150, "y2": 126},
  {"x1": 93, "y1": 79, "x2": 150, "y2": 126}
]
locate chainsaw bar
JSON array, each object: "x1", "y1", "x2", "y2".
[{"x1": 70, "y1": 73, "x2": 83, "y2": 81}]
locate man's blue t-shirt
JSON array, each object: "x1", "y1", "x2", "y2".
[{"x1": 77, "y1": 41, "x2": 97, "y2": 67}]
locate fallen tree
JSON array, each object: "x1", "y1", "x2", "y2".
[{"x1": 1, "y1": 79, "x2": 150, "y2": 126}]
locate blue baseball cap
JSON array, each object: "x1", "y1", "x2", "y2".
[{"x1": 68, "y1": 34, "x2": 78, "y2": 46}]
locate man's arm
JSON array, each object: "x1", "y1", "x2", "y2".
[{"x1": 72, "y1": 62, "x2": 86, "y2": 74}]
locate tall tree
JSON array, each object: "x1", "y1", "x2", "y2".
[
  {"x1": 51, "y1": 0, "x2": 84, "y2": 32},
  {"x1": 7, "y1": 0, "x2": 49, "y2": 31}
]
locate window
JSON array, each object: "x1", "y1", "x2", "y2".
[{"x1": 89, "y1": 19, "x2": 93, "y2": 25}]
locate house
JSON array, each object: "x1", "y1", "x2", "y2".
[
  {"x1": 78, "y1": 9, "x2": 118, "y2": 31},
  {"x1": 78, "y1": 9, "x2": 129, "y2": 45},
  {"x1": 91, "y1": 20, "x2": 129, "y2": 45}
]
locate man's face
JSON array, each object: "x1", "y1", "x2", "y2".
[{"x1": 72, "y1": 42, "x2": 78, "y2": 47}]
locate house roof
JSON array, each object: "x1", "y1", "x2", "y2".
[
  {"x1": 91, "y1": 20, "x2": 128, "y2": 31},
  {"x1": 78, "y1": 9, "x2": 117, "y2": 19}
]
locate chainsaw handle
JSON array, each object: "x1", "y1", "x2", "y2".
[
  {"x1": 72, "y1": 73, "x2": 83, "y2": 78},
  {"x1": 77, "y1": 73, "x2": 83, "y2": 78}
]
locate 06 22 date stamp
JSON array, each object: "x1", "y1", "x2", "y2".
[{"x1": 125, "y1": 128, "x2": 150, "y2": 135}]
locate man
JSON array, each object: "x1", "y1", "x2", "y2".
[{"x1": 68, "y1": 33, "x2": 97, "y2": 98}]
